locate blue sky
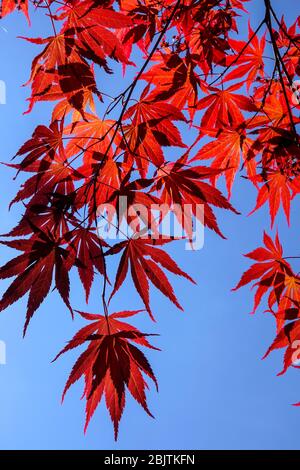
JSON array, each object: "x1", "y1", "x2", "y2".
[{"x1": 0, "y1": 0, "x2": 300, "y2": 450}]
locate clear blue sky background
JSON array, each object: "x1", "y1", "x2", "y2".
[{"x1": 0, "y1": 0, "x2": 300, "y2": 450}]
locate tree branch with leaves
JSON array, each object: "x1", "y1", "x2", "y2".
[{"x1": 0, "y1": 0, "x2": 300, "y2": 439}]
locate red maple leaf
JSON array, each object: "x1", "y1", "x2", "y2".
[
  {"x1": 0, "y1": 0, "x2": 29, "y2": 22},
  {"x1": 122, "y1": 87, "x2": 187, "y2": 176},
  {"x1": 263, "y1": 311, "x2": 300, "y2": 377},
  {"x1": 106, "y1": 238, "x2": 195, "y2": 320},
  {"x1": 224, "y1": 23, "x2": 266, "y2": 89},
  {"x1": 151, "y1": 157, "x2": 239, "y2": 238},
  {"x1": 197, "y1": 82, "x2": 257, "y2": 128},
  {"x1": 141, "y1": 52, "x2": 200, "y2": 119},
  {"x1": 233, "y1": 232, "x2": 293, "y2": 313},
  {"x1": 0, "y1": 223, "x2": 81, "y2": 334},
  {"x1": 64, "y1": 227, "x2": 108, "y2": 303},
  {"x1": 191, "y1": 126, "x2": 256, "y2": 197},
  {"x1": 54, "y1": 309, "x2": 159, "y2": 439},
  {"x1": 59, "y1": 0, "x2": 134, "y2": 68},
  {"x1": 249, "y1": 169, "x2": 296, "y2": 227}
]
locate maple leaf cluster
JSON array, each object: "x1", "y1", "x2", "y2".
[
  {"x1": 0, "y1": 0, "x2": 300, "y2": 438},
  {"x1": 234, "y1": 232, "x2": 300, "y2": 382}
]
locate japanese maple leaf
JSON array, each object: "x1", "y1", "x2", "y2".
[
  {"x1": 224, "y1": 23, "x2": 266, "y2": 89},
  {"x1": 20, "y1": 34, "x2": 99, "y2": 116},
  {"x1": 0, "y1": 0, "x2": 29, "y2": 22},
  {"x1": 121, "y1": 123, "x2": 166, "y2": 177},
  {"x1": 254, "y1": 127, "x2": 300, "y2": 169},
  {"x1": 9, "y1": 150, "x2": 79, "y2": 211},
  {"x1": 124, "y1": 87, "x2": 187, "y2": 131},
  {"x1": 184, "y1": 6, "x2": 231, "y2": 75},
  {"x1": 64, "y1": 228, "x2": 109, "y2": 303},
  {"x1": 268, "y1": 274, "x2": 300, "y2": 332},
  {"x1": 191, "y1": 127, "x2": 255, "y2": 197},
  {"x1": 247, "y1": 94, "x2": 300, "y2": 136},
  {"x1": 21, "y1": 33, "x2": 101, "y2": 116},
  {"x1": 263, "y1": 311, "x2": 300, "y2": 378},
  {"x1": 272, "y1": 16, "x2": 300, "y2": 77},
  {"x1": 274, "y1": 16, "x2": 298, "y2": 49},
  {"x1": 104, "y1": 173, "x2": 161, "y2": 231},
  {"x1": 3, "y1": 193, "x2": 77, "y2": 239},
  {"x1": 249, "y1": 169, "x2": 295, "y2": 227},
  {"x1": 119, "y1": 0, "x2": 160, "y2": 59},
  {"x1": 64, "y1": 114, "x2": 120, "y2": 158},
  {"x1": 54, "y1": 310, "x2": 158, "y2": 439},
  {"x1": 52, "y1": 88, "x2": 97, "y2": 123},
  {"x1": 151, "y1": 157, "x2": 238, "y2": 239},
  {"x1": 75, "y1": 153, "x2": 121, "y2": 213},
  {"x1": 233, "y1": 232, "x2": 293, "y2": 313},
  {"x1": 0, "y1": 224, "x2": 80, "y2": 334},
  {"x1": 229, "y1": 0, "x2": 249, "y2": 12},
  {"x1": 20, "y1": 33, "x2": 81, "y2": 82},
  {"x1": 106, "y1": 238, "x2": 195, "y2": 319},
  {"x1": 52, "y1": 62, "x2": 102, "y2": 118},
  {"x1": 197, "y1": 82, "x2": 257, "y2": 128},
  {"x1": 141, "y1": 52, "x2": 200, "y2": 119},
  {"x1": 7, "y1": 123, "x2": 83, "y2": 210},
  {"x1": 12, "y1": 120, "x2": 65, "y2": 173},
  {"x1": 122, "y1": 89, "x2": 187, "y2": 176},
  {"x1": 59, "y1": 0, "x2": 133, "y2": 68}
]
